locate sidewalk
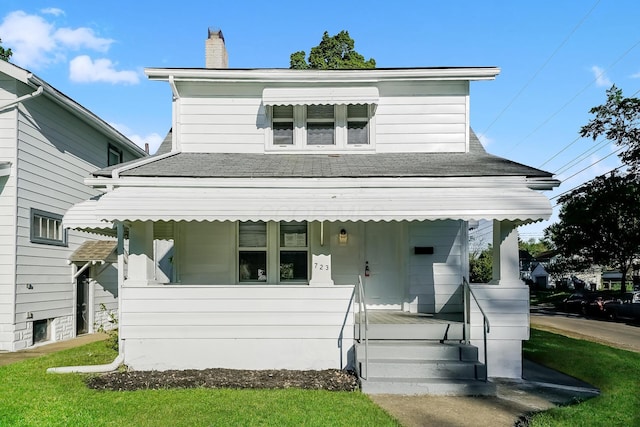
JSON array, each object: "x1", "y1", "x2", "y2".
[
  {"x1": 368, "y1": 359, "x2": 599, "y2": 427},
  {"x1": 0, "y1": 333, "x2": 107, "y2": 367}
]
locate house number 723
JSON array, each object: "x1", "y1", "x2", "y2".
[{"x1": 314, "y1": 263, "x2": 329, "y2": 271}]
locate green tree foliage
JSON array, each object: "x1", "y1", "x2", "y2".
[
  {"x1": 469, "y1": 245, "x2": 492, "y2": 283},
  {"x1": 545, "y1": 172, "x2": 640, "y2": 292},
  {"x1": 580, "y1": 85, "x2": 640, "y2": 172},
  {"x1": 518, "y1": 237, "x2": 552, "y2": 258},
  {"x1": 290, "y1": 31, "x2": 375, "y2": 70},
  {"x1": 0, "y1": 38, "x2": 12, "y2": 62}
]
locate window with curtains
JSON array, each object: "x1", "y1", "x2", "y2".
[
  {"x1": 269, "y1": 104, "x2": 372, "y2": 150},
  {"x1": 238, "y1": 221, "x2": 308, "y2": 283}
]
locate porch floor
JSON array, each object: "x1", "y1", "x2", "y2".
[{"x1": 357, "y1": 310, "x2": 463, "y2": 325}]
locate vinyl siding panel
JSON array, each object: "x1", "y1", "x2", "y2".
[
  {"x1": 0, "y1": 76, "x2": 17, "y2": 349},
  {"x1": 174, "y1": 80, "x2": 470, "y2": 154},
  {"x1": 407, "y1": 220, "x2": 465, "y2": 313},
  {"x1": 120, "y1": 285, "x2": 355, "y2": 370}
]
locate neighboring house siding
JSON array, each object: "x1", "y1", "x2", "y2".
[
  {"x1": 175, "y1": 81, "x2": 469, "y2": 154},
  {"x1": 11, "y1": 91, "x2": 127, "y2": 349},
  {"x1": 408, "y1": 220, "x2": 465, "y2": 313},
  {"x1": 120, "y1": 285, "x2": 354, "y2": 371},
  {"x1": 0, "y1": 77, "x2": 18, "y2": 350}
]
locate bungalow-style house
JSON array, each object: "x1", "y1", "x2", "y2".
[
  {"x1": 64, "y1": 31, "x2": 559, "y2": 394},
  {"x1": 0, "y1": 60, "x2": 146, "y2": 351}
]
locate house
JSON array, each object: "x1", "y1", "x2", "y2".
[
  {"x1": 0, "y1": 60, "x2": 147, "y2": 351},
  {"x1": 64, "y1": 31, "x2": 559, "y2": 394}
]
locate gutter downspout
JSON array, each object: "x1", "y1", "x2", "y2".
[{"x1": 0, "y1": 86, "x2": 44, "y2": 112}]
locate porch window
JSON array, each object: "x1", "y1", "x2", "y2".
[
  {"x1": 237, "y1": 221, "x2": 308, "y2": 283},
  {"x1": 239, "y1": 221, "x2": 267, "y2": 282},
  {"x1": 279, "y1": 221, "x2": 308, "y2": 282}
]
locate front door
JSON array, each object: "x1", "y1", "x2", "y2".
[
  {"x1": 76, "y1": 275, "x2": 89, "y2": 335},
  {"x1": 363, "y1": 222, "x2": 403, "y2": 309}
]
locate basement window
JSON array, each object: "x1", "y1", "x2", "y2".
[{"x1": 33, "y1": 319, "x2": 51, "y2": 344}]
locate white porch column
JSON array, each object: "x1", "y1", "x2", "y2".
[
  {"x1": 490, "y1": 219, "x2": 523, "y2": 287},
  {"x1": 127, "y1": 221, "x2": 155, "y2": 285},
  {"x1": 470, "y1": 220, "x2": 529, "y2": 379}
]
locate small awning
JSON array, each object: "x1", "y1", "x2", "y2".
[
  {"x1": 0, "y1": 161, "x2": 11, "y2": 177},
  {"x1": 262, "y1": 87, "x2": 379, "y2": 106},
  {"x1": 64, "y1": 185, "x2": 552, "y2": 229},
  {"x1": 69, "y1": 240, "x2": 117, "y2": 263}
]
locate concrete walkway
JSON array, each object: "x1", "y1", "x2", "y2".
[
  {"x1": 0, "y1": 332, "x2": 599, "y2": 427},
  {"x1": 0, "y1": 333, "x2": 107, "y2": 367}
]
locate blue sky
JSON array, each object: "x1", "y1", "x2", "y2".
[{"x1": 1, "y1": 1, "x2": 638, "y2": 240}]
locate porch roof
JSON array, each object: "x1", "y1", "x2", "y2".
[{"x1": 64, "y1": 184, "x2": 553, "y2": 232}]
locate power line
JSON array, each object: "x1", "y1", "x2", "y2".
[
  {"x1": 550, "y1": 164, "x2": 625, "y2": 202},
  {"x1": 480, "y1": 0, "x2": 601, "y2": 136},
  {"x1": 554, "y1": 138, "x2": 611, "y2": 175}
]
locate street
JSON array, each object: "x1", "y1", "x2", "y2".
[{"x1": 530, "y1": 308, "x2": 640, "y2": 353}]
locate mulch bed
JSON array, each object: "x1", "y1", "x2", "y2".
[{"x1": 86, "y1": 368, "x2": 359, "y2": 392}]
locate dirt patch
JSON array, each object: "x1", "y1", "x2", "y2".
[{"x1": 86, "y1": 368, "x2": 359, "y2": 392}]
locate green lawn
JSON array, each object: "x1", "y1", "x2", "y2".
[
  {"x1": 524, "y1": 328, "x2": 640, "y2": 427},
  {"x1": 0, "y1": 343, "x2": 399, "y2": 426}
]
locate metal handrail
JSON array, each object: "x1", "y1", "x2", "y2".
[
  {"x1": 462, "y1": 276, "x2": 490, "y2": 381},
  {"x1": 355, "y1": 275, "x2": 369, "y2": 380}
]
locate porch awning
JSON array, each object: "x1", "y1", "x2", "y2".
[
  {"x1": 262, "y1": 87, "x2": 379, "y2": 106},
  {"x1": 64, "y1": 185, "x2": 552, "y2": 230}
]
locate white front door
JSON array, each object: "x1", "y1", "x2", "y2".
[{"x1": 363, "y1": 222, "x2": 404, "y2": 309}]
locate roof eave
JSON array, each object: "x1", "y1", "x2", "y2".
[{"x1": 145, "y1": 67, "x2": 500, "y2": 83}]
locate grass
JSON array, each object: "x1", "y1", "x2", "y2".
[
  {"x1": 0, "y1": 342, "x2": 399, "y2": 427},
  {"x1": 524, "y1": 328, "x2": 640, "y2": 427}
]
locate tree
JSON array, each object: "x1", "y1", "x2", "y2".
[
  {"x1": 545, "y1": 172, "x2": 640, "y2": 292},
  {"x1": 469, "y1": 245, "x2": 492, "y2": 283},
  {"x1": 518, "y1": 237, "x2": 552, "y2": 258},
  {"x1": 290, "y1": 31, "x2": 375, "y2": 70},
  {"x1": 0, "y1": 38, "x2": 12, "y2": 62},
  {"x1": 580, "y1": 85, "x2": 640, "y2": 172}
]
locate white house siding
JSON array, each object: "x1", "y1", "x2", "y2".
[
  {"x1": 407, "y1": 220, "x2": 465, "y2": 313},
  {"x1": 10, "y1": 91, "x2": 133, "y2": 350},
  {"x1": 366, "y1": 81, "x2": 468, "y2": 153},
  {"x1": 0, "y1": 77, "x2": 18, "y2": 350},
  {"x1": 120, "y1": 285, "x2": 355, "y2": 371},
  {"x1": 175, "y1": 81, "x2": 469, "y2": 154},
  {"x1": 176, "y1": 83, "x2": 265, "y2": 153}
]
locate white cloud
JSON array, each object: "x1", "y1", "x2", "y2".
[
  {"x1": 631, "y1": 71, "x2": 640, "y2": 79},
  {"x1": 111, "y1": 123, "x2": 165, "y2": 154},
  {"x1": 55, "y1": 27, "x2": 112, "y2": 52},
  {"x1": 591, "y1": 65, "x2": 612, "y2": 87},
  {"x1": 41, "y1": 8, "x2": 64, "y2": 17},
  {"x1": 69, "y1": 55, "x2": 139, "y2": 84},
  {"x1": 0, "y1": 9, "x2": 131, "y2": 83}
]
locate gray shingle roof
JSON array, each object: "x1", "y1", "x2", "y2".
[{"x1": 93, "y1": 130, "x2": 553, "y2": 179}]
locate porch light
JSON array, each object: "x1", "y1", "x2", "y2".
[{"x1": 339, "y1": 228, "x2": 348, "y2": 245}]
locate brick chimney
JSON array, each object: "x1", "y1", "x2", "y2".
[{"x1": 205, "y1": 28, "x2": 228, "y2": 68}]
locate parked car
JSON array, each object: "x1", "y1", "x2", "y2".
[
  {"x1": 562, "y1": 291, "x2": 614, "y2": 317},
  {"x1": 603, "y1": 291, "x2": 640, "y2": 320}
]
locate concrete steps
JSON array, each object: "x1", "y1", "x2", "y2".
[{"x1": 356, "y1": 339, "x2": 494, "y2": 396}]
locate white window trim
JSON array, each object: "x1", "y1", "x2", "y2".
[{"x1": 266, "y1": 105, "x2": 376, "y2": 153}]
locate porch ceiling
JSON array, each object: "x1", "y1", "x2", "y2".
[{"x1": 63, "y1": 185, "x2": 552, "y2": 230}]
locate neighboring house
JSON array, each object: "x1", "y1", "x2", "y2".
[
  {"x1": 64, "y1": 31, "x2": 559, "y2": 393},
  {"x1": 0, "y1": 60, "x2": 147, "y2": 351}
]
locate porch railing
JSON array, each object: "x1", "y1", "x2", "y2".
[
  {"x1": 462, "y1": 276, "x2": 490, "y2": 381},
  {"x1": 355, "y1": 275, "x2": 369, "y2": 380}
]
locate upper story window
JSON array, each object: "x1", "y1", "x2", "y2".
[
  {"x1": 108, "y1": 143, "x2": 123, "y2": 166},
  {"x1": 31, "y1": 208, "x2": 67, "y2": 246},
  {"x1": 268, "y1": 104, "x2": 373, "y2": 151},
  {"x1": 263, "y1": 86, "x2": 379, "y2": 152}
]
